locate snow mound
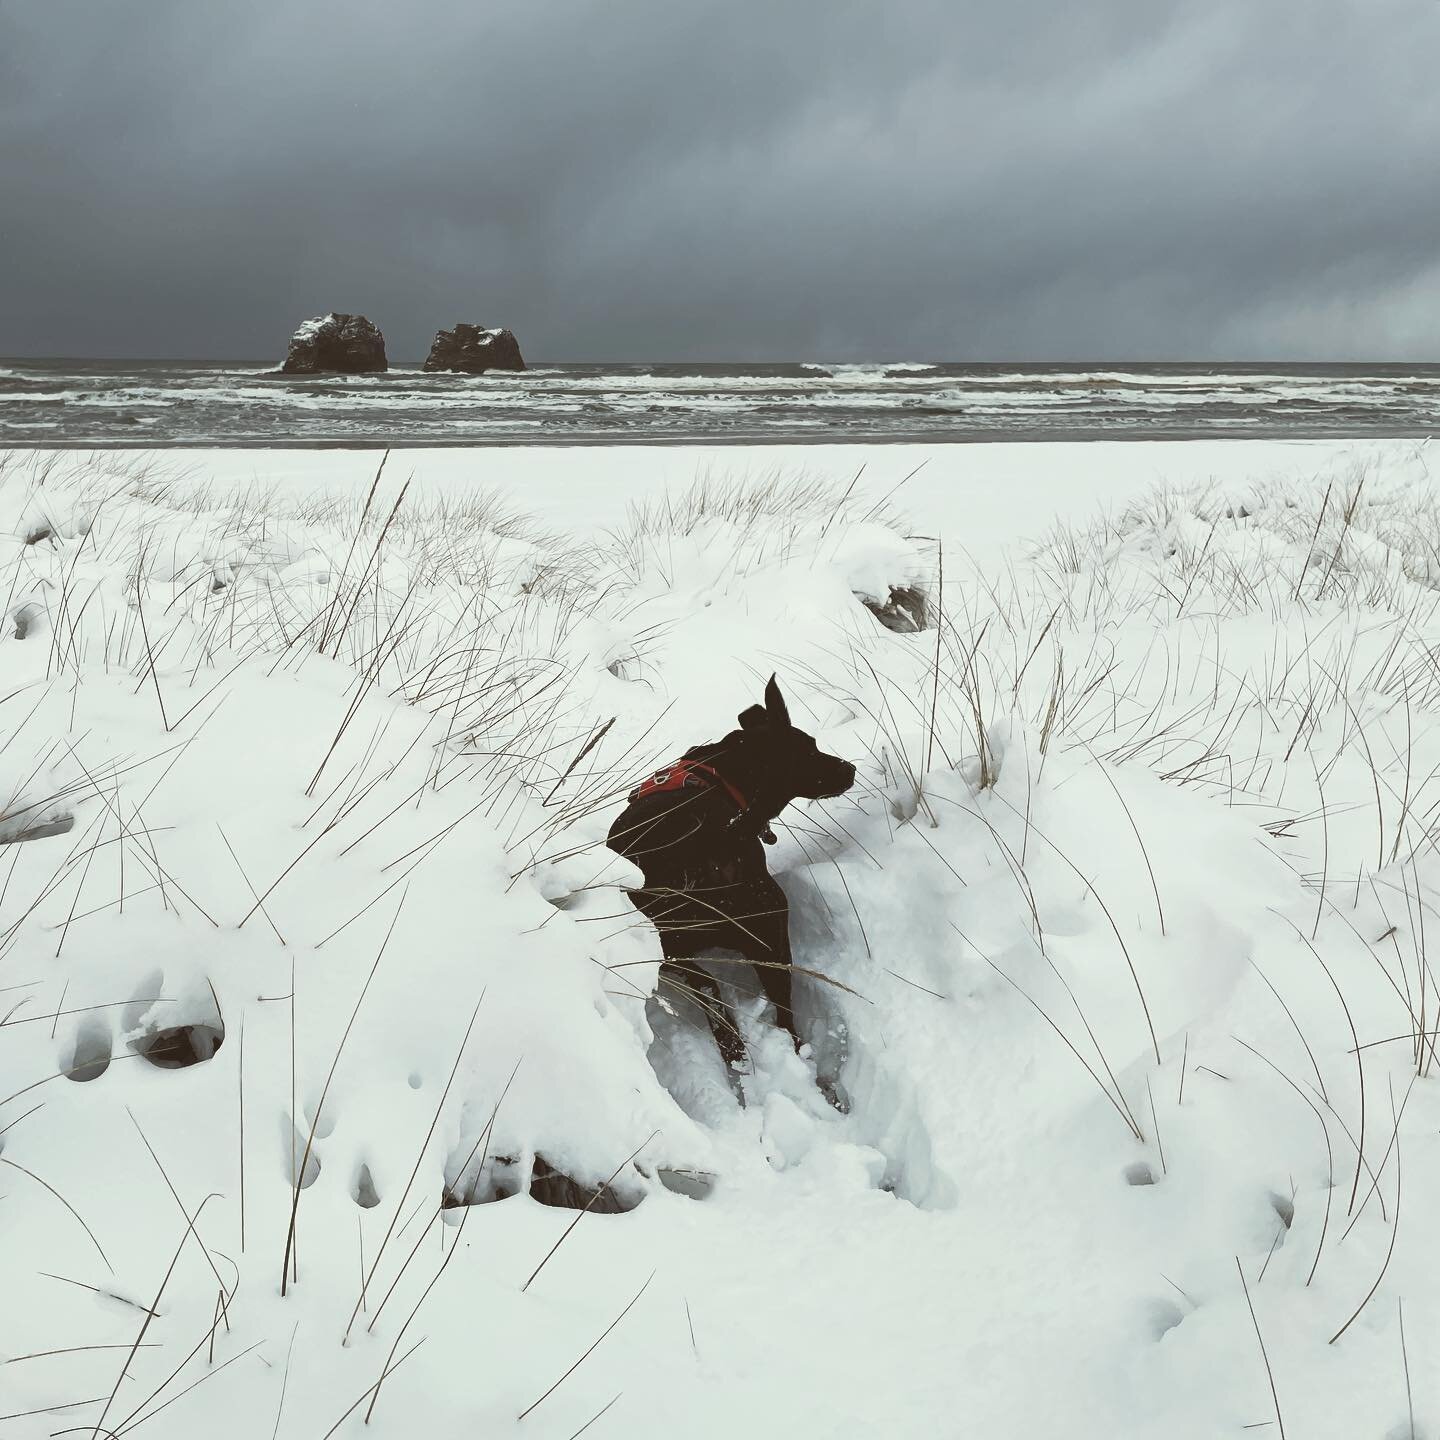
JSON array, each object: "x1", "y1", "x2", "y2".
[{"x1": 2, "y1": 443, "x2": 1439, "y2": 1438}]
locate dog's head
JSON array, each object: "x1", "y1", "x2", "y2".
[{"x1": 736, "y1": 676, "x2": 856, "y2": 804}]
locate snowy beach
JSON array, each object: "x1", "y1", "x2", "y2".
[
  {"x1": 3, "y1": 436, "x2": 1439, "y2": 1438},
  {"x1": 43, "y1": 436, "x2": 1414, "y2": 541}
]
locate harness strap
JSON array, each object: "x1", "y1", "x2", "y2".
[
  {"x1": 630, "y1": 759, "x2": 777, "y2": 844},
  {"x1": 632, "y1": 758, "x2": 748, "y2": 813}
]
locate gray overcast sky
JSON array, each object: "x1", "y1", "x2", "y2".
[{"x1": 2, "y1": 0, "x2": 1438, "y2": 361}]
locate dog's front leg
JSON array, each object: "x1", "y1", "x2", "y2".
[
  {"x1": 743, "y1": 876, "x2": 802, "y2": 1051},
  {"x1": 751, "y1": 918, "x2": 801, "y2": 1052},
  {"x1": 665, "y1": 958, "x2": 747, "y2": 1071},
  {"x1": 755, "y1": 958, "x2": 800, "y2": 1051}
]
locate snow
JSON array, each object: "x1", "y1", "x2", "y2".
[
  {"x1": 1, "y1": 437, "x2": 1439, "y2": 1437},
  {"x1": 291, "y1": 314, "x2": 338, "y2": 342},
  {"x1": 72, "y1": 435, "x2": 1412, "y2": 541}
]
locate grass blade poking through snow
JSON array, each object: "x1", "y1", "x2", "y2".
[
  {"x1": 959, "y1": 926, "x2": 1142, "y2": 1141},
  {"x1": 1236, "y1": 1256, "x2": 1287, "y2": 1439},
  {"x1": 343, "y1": 992, "x2": 486, "y2": 1344},
  {"x1": 0, "y1": 1153, "x2": 114, "y2": 1274},
  {"x1": 522, "y1": 1131, "x2": 660, "y2": 1293},
  {"x1": 280, "y1": 889, "x2": 405, "y2": 1297},
  {"x1": 517, "y1": 1271, "x2": 655, "y2": 1422},
  {"x1": 89, "y1": 1194, "x2": 221, "y2": 1440},
  {"x1": 1329, "y1": 1078, "x2": 1408, "y2": 1346},
  {"x1": 363, "y1": 1061, "x2": 521, "y2": 1424},
  {"x1": 1234, "y1": 1038, "x2": 1334, "y2": 1285}
]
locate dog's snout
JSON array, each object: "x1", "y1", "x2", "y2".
[{"x1": 809, "y1": 756, "x2": 855, "y2": 798}]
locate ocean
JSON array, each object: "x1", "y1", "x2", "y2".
[{"x1": 2, "y1": 358, "x2": 1438, "y2": 446}]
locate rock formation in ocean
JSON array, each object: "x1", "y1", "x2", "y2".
[
  {"x1": 280, "y1": 313, "x2": 387, "y2": 374},
  {"x1": 422, "y1": 324, "x2": 526, "y2": 373}
]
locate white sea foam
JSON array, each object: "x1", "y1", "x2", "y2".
[{"x1": 802, "y1": 361, "x2": 939, "y2": 377}]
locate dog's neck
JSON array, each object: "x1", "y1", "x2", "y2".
[{"x1": 687, "y1": 733, "x2": 792, "y2": 826}]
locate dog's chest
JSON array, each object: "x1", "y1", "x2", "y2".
[{"x1": 686, "y1": 833, "x2": 766, "y2": 887}]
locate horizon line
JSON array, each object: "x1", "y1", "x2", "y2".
[{"x1": 5, "y1": 355, "x2": 1440, "y2": 368}]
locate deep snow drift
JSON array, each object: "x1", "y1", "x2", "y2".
[{"x1": 2, "y1": 441, "x2": 1439, "y2": 1438}]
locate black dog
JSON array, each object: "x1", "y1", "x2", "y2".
[{"x1": 607, "y1": 676, "x2": 856, "y2": 1069}]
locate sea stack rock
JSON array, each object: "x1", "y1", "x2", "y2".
[
  {"x1": 280, "y1": 313, "x2": 387, "y2": 374},
  {"x1": 423, "y1": 324, "x2": 526, "y2": 374}
]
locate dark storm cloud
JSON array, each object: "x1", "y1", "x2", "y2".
[{"x1": 3, "y1": 0, "x2": 1438, "y2": 360}]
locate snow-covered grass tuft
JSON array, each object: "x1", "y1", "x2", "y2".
[{"x1": 3, "y1": 442, "x2": 1440, "y2": 1437}]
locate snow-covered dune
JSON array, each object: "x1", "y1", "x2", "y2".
[{"x1": 1, "y1": 441, "x2": 1438, "y2": 1437}]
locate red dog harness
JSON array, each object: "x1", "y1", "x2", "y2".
[
  {"x1": 629, "y1": 759, "x2": 777, "y2": 842},
  {"x1": 631, "y1": 758, "x2": 748, "y2": 812}
]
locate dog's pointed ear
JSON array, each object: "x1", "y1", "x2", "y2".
[
  {"x1": 764, "y1": 674, "x2": 790, "y2": 728},
  {"x1": 738, "y1": 704, "x2": 768, "y2": 731}
]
